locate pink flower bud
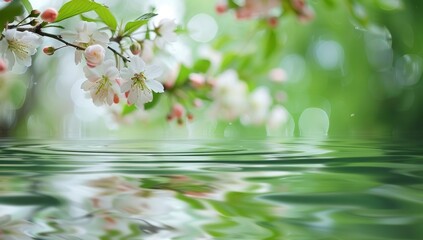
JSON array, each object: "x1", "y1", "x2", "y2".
[
  {"x1": 267, "y1": 17, "x2": 278, "y2": 28},
  {"x1": 189, "y1": 73, "x2": 206, "y2": 88},
  {"x1": 41, "y1": 8, "x2": 58, "y2": 23},
  {"x1": 0, "y1": 59, "x2": 7, "y2": 73},
  {"x1": 187, "y1": 113, "x2": 194, "y2": 121},
  {"x1": 29, "y1": 9, "x2": 41, "y2": 17},
  {"x1": 43, "y1": 46, "x2": 55, "y2": 56},
  {"x1": 172, "y1": 103, "x2": 185, "y2": 119},
  {"x1": 84, "y1": 44, "x2": 105, "y2": 68},
  {"x1": 4, "y1": 0, "x2": 12, "y2": 2},
  {"x1": 193, "y1": 98, "x2": 203, "y2": 108},
  {"x1": 215, "y1": 3, "x2": 227, "y2": 14},
  {"x1": 268, "y1": 68, "x2": 287, "y2": 83},
  {"x1": 113, "y1": 94, "x2": 120, "y2": 104},
  {"x1": 130, "y1": 42, "x2": 141, "y2": 55}
]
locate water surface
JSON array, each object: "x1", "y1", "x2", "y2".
[{"x1": 0, "y1": 138, "x2": 422, "y2": 239}]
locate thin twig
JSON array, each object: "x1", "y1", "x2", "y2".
[
  {"x1": 17, "y1": 26, "x2": 84, "y2": 50},
  {"x1": 108, "y1": 46, "x2": 129, "y2": 63},
  {"x1": 14, "y1": 25, "x2": 130, "y2": 62}
]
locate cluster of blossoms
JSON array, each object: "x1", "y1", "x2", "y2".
[
  {"x1": 216, "y1": 0, "x2": 314, "y2": 26},
  {"x1": 56, "y1": 19, "x2": 178, "y2": 108},
  {"x1": 59, "y1": 20, "x2": 167, "y2": 108},
  {"x1": 210, "y1": 70, "x2": 289, "y2": 128},
  {"x1": 0, "y1": 0, "x2": 178, "y2": 109},
  {"x1": 1, "y1": 0, "x2": 293, "y2": 130}
]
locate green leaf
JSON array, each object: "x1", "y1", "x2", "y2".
[
  {"x1": 376, "y1": 0, "x2": 403, "y2": 11},
  {"x1": 80, "y1": 14, "x2": 100, "y2": 22},
  {"x1": 219, "y1": 52, "x2": 238, "y2": 71},
  {"x1": 193, "y1": 59, "x2": 211, "y2": 73},
  {"x1": 122, "y1": 104, "x2": 137, "y2": 116},
  {"x1": 123, "y1": 19, "x2": 148, "y2": 36},
  {"x1": 21, "y1": 0, "x2": 33, "y2": 12},
  {"x1": 136, "y1": 12, "x2": 157, "y2": 21},
  {"x1": 95, "y1": 5, "x2": 117, "y2": 31},
  {"x1": 264, "y1": 29, "x2": 277, "y2": 58},
  {"x1": 174, "y1": 64, "x2": 190, "y2": 87},
  {"x1": 227, "y1": 0, "x2": 241, "y2": 9},
  {"x1": 55, "y1": 0, "x2": 102, "y2": 23},
  {"x1": 0, "y1": 0, "x2": 24, "y2": 33},
  {"x1": 323, "y1": 0, "x2": 336, "y2": 7},
  {"x1": 144, "y1": 93, "x2": 162, "y2": 110}
]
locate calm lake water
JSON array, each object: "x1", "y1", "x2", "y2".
[{"x1": 0, "y1": 138, "x2": 422, "y2": 239}]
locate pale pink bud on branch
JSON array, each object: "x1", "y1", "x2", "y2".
[
  {"x1": 0, "y1": 59, "x2": 7, "y2": 74},
  {"x1": 41, "y1": 8, "x2": 58, "y2": 23},
  {"x1": 215, "y1": 3, "x2": 227, "y2": 14},
  {"x1": 43, "y1": 46, "x2": 55, "y2": 56},
  {"x1": 29, "y1": 9, "x2": 41, "y2": 18},
  {"x1": 172, "y1": 104, "x2": 185, "y2": 119},
  {"x1": 84, "y1": 44, "x2": 105, "y2": 68},
  {"x1": 130, "y1": 42, "x2": 141, "y2": 55}
]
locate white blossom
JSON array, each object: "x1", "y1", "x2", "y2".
[
  {"x1": 140, "y1": 39, "x2": 154, "y2": 62},
  {"x1": 155, "y1": 19, "x2": 177, "y2": 48},
  {"x1": 62, "y1": 22, "x2": 109, "y2": 65},
  {"x1": 210, "y1": 70, "x2": 248, "y2": 120},
  {"x1": 84, "y1": 44, "x2": 105, "y2": 68},
  {"x1": 81, "y1": 59, "x2": 120, "y2": 106},
  {"x1": 236, "y1": 0, "x2": 281, "y2": 19},
  {"x1": 120, "y1": 56, "x2": 164, "y2": 108},
  {"x1": 267, "y1": 105, "x2": 289, "y2": 129},
  {"x1": 0, "y1": 29, "x2": 42, "y2": 70},
  {"x1": 241, "y1": 87, "x2": 272, "y2": 125}
]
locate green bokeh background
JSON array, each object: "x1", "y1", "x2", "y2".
[{"x1": 0, "y1": 0, "x2": 422, "y2": 139}]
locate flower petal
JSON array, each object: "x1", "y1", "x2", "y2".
[
  {"x1": 131, "y1": 56, "x2": 145, "y2": 72},
  {"x1": 5, "y1": 51, "x2": 15, "y2": 69},
  {"x1": 127, "y1": 89, "x2": 138, "y2": 106},
  {"x1": 120, "y1": 68, "x2": 135, "y2": 81},
  {"x1": 140, "y1": 89, "x2": 153, "y2": 103},
  {"x1": 145, "y1": 79, "x2": 164, "y2": 93},
  {"x1": 120, "y1": 81, "x2": 131, "y2": 93},
  {"x1": 145, "y1": 65, "x2": 163, "y2": 79}
]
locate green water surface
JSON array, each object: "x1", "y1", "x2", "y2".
[{"x1": 0, "y1": 138, "x2": 422, "y2": 239}]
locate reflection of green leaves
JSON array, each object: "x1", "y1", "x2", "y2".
[
  {"x1": 0, "y1": 195, "x2": 61, "y2": 206},
  {"x1": 0, "y1": 0, "x2": 24, "y2": 33},
  {"x1": 176, "y1": 193, "x2": 206, "y2": 209},
  {"x1": 140, "y1": 176, "x2": 212, "y2": 195},
  {"x1": 204, "y1": 192, "x2": 282, "y2": 239}
]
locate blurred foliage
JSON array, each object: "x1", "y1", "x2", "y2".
[
  {"x1": 195, "y1": 0, "x2": 423, "y2": 137},
  {"x1": 1, "y1": 0, "x2": 422, "y2": 138}
]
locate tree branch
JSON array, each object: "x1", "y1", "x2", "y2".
[
  {"x1": 14, "y1": 26, "x2": 130, "y2": 62},
  {"x1": 107, "y1": 46, "x2": 129, "y2": 63}
]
